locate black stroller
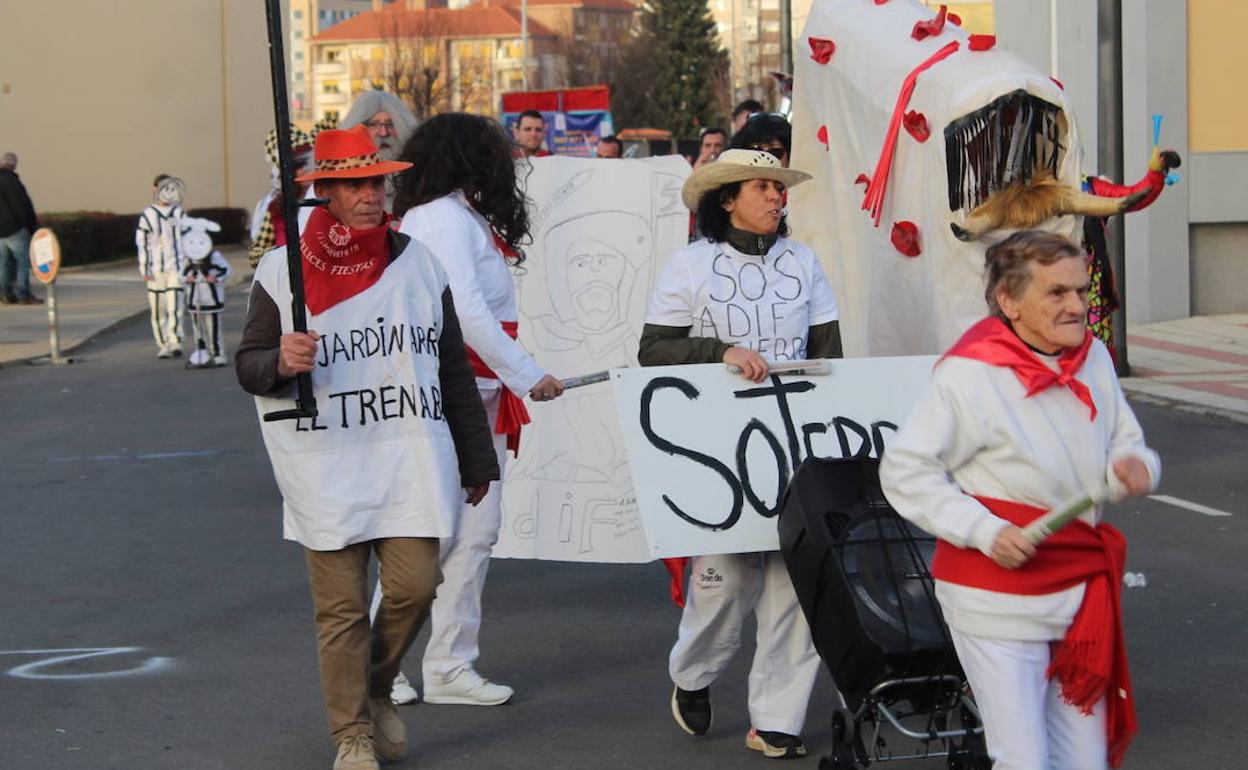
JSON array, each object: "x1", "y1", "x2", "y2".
[{"x1": 778, "y1": 457, "x2": 990, "y2": 769}]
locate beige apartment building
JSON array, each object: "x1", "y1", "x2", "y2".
[
  {"x1": 305, "y1": 0, "x2": 635, "y2": 120},
  {"x1": 0, "y1": 0, "x2": 279, "y2": 214},
  {"x1": 289, "y1": 0, "x2": 376, "y2": 121}
]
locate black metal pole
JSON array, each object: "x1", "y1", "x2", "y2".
[
  {"x1": 263, "y1": 0, "x2": 318, "y2": 421},
  {"x1": 1098, "y1": 0, "x2": 1129, "y2": 376}
]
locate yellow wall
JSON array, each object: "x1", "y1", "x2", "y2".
[
  {"x1": 0, "y1": 0, "x2": 276, "y2": 213},
  {"x1": 922, "y1": 1, "x2": 994, "y2": 35},
  {"x1": 1189, "y1": 0, "x2": 1248, "y2": 152}
]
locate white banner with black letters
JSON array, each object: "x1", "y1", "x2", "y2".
[{"x1": 612, "y1": 356, "x2": 938, "y2": 559}]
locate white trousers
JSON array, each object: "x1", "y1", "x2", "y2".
[
  {"x1": 950, "y1": 628, "x2": 1108, "y2": 770},
  {"x1": 146, "y1": 271, "x2": 184, "y2": 350},
  {"x1": 190, "y1": 311, "x2": 224, "y2": 357},
  {"x1": 371, "y1": 387, "x2": 507, "y2": 685},
  {"x1": 669, "y1": 551, "x2": 821, "y2": 735}
]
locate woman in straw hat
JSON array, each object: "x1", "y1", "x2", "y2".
[{"x1": 640, "y1": 148, "x2": 843, "y2": 759}]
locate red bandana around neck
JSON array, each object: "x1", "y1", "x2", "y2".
[
  {"x1": 299, "y1": 206, "x2": 393, "y2": 315},
  {"x1": 941, "y1": 316, "x2": 1097, "y2": 420}
]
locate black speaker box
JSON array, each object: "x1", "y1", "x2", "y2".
[{"x1": 778, "y1": 457, "x2": 961, "y2": 709}]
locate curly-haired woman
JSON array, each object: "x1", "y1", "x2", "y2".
[{"x1": 383, "y1": 112, "x2": 564, "y2": 707}]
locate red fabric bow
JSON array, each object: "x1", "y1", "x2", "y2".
[
  {"x1": 932, "y1": 496, "x2": 1135, "y2": 767},
  {"x1": 890, "y1": 221, "x2": 921, "y2": 256},
  {"x1": 809, "y1": 37, "x2": 836, "y2": 64},
  {"x1": 300, "y1": 206, "x2": 393, "y2": 315},
  {"x1": 968, "y1": 34, "x2": 997, "y2": 51},
  {"x1": 903, "y1": 110, "x2": 930, "y2": 142},
  {"x1": 465, "y1": 321, "x2": 532, "y2": 456},
  {"x1": 816, "y1": 125, "x2": 829, "y2": 149},
  {"x1": 941, "y1": 316, "x2": 1097, "y2": 420},
  {"x1": 912, "y1": 4, "x2": 949, "y2": 40},
  {"x1": 853, "y1": 173, "x2": 871, "y2": 188}
]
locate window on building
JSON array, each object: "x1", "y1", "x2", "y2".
[
  {"x1": 295, "y1": 71, "x2": 304, "y2": 81},
  {"x1": 294, "y1": 30, "x2": 303, "y2": 39},
  {"x1": 324, "y1": 110, "x2": 339, "y2": 122},
  {"x1": 324, "y1": 80, "x2": 340, "y2": 94},
  {"x1": 326, "y1": 49, "x2": 340, "y2": 62},
  {"x1": 295, "y1": 50, "x2": 304, "y2": 60}
]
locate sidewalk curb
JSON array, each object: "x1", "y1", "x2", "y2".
[
  {"x1": 1124, "y1": 388, "x2": 1248, "y2": 426},
  {"x1": 0, "y1": 269, "x2": 254, "y2": 370},
  {"x1": 0, "y1": 308, "x2": 147, "y2": 370}
]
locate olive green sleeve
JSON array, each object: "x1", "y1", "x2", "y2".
[
  {"x1": 806, "y1": 320, "x2": 844, "y2": 360},
  {"x1": 638, "y1": 323, "x2": 733, "y2": 367}
]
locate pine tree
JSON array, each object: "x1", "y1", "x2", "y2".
[{"x1": 615, "y1": 0, "x2": 727, "y2": 139}]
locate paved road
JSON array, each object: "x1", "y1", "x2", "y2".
[{"x1": 0, "y1": 305, "x2": 1243, "y2": 770}]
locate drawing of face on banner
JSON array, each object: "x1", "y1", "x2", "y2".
[
  {"x1": 536, "y1": 212, "x2": 650, "y2": 364},
  {"x1": 497, "y1": 155, "x2": 694, "y2": 563}
]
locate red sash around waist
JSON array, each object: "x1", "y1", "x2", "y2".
[
  {"x1": 465, "y1": 321, "x2": 530, "y2": 455},
  {"x1": 933, "y1": 496, "x2": 1136, "y2": 768}
]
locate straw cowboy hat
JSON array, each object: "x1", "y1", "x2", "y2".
[
  {"x1": 681, "y1": 148, "x2": 813, "y2": 210},
  {"x1": 295, "y1": 125, "x2": 412, "y2": 182}
]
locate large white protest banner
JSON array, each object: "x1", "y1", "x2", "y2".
[
  {"x1": 612, "y1": 357, "x2": 937, "y2": 559},
  {"x1": 493, "y1": 155, "x2": 692, "y2": 562}
]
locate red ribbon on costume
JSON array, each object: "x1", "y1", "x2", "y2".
[
  {"x1": 861, "y1": 41, "x2": 960, "y2": 227},
  {"x1": 1087, "y1": 168, "x2": 1166, "y2": 213},
  {"x1": 300, "y1": 206, "x2": 393, "y2": 315},
  {"x1": 662, "y1": 557, "x2": 690, "y2": 607},
  {"x1": 941, "y1": 316, "x2": 1097, "y2": 421},
  {"x1": 932, "y1": 496, "x2": 1136, "y2": 767},
  {"x1": 465, "y1": 322, "x2": 532, "y2": 455}
]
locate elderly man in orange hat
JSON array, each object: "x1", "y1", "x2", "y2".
[{"x1": 235, "y1": 126, "x2": 500, "y2": 770}]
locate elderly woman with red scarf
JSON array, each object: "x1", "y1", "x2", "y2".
[{"x1": 880, "y1": 230, "x2": 1160, "y2": 770}]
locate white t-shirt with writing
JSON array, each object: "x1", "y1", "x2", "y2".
[
  {"x1": 646, "y1": 236, "x2": 839, "y2": 362},
  {"x1": 252, "y1": 238, "x2": 464, "y2": 551}
]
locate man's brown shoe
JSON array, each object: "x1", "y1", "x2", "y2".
[
  {"x1": 19, "y1": 295, "x2": 43, "y2": 305},
  {"x1": 333, "y1": 734, "x2": 379, "y2": 770},
  {"x1": 369, "y1": 697, "x2": 408, "y2": 761}
]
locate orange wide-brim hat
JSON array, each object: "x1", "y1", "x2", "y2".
[{"x1": 295, "y1": 125, "x2": 412, "y2": 182}]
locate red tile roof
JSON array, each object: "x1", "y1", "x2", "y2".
[
  {"x1": 490, "y1": 0, "x2": 638, "y2": 10},
  {"x1": 310, "y1": 5, "x2": 562, "y2": 42}
]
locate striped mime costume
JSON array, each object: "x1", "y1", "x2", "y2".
[
  {"x1": 136, "y1": 202, "x2": 187, "y2": 355},
  {"x1": 183, "y1": 250, "x2": 231, "y2": 364}
]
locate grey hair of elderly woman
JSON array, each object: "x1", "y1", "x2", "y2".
[
  {"x1": 340, "y1": 91, "x2": 419, "y2": 155},
  {"x1": 983, "y1": 230, "x2": 1084, "y2": 316}
]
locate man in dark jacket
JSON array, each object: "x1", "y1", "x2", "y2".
[{"x1": 0, "y1": 152, "x2": 41, "y2": 305}]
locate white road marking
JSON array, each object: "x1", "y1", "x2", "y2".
[
  {"x1": 1148, "y1": 495, "x2": 1234, "y2": 518},
  {"x1": 49, "y1": 450, "x2": 222, "y2": 462},
  {"x1": 0, "y1": 647, "x2": 173, "y2": 680}
]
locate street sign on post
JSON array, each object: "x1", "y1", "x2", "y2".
[{"x1": 28, "y1": 227, "x2": 70, "y2": 364}]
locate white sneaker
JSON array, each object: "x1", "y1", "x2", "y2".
[
  {"x1": 390, "y1": 671, "x2": 419, "y2": 705},
  {"x1": 212, "y1": 354, "x2": 227, "y2": 367},
  {"x1": 156, "y1": 345, "x2": 173, "y2": 359},
  {"x1": 422, "y1": 668, "x2": 513, "y2": 706}
]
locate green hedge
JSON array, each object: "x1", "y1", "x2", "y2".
[{"x1": 38, "y1": 207, "x2": 248, "y2": 268}]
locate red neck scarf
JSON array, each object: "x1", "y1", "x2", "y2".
[
  {"x1": 300, "y1": 206, "x2": 393, "y2": 315},
  {"x1": 942, "y1": 316, "x2": 1097, "y2": 420},
  {"x1": 933, "y1": 497, "x2": 1136, "y2": 767}
]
